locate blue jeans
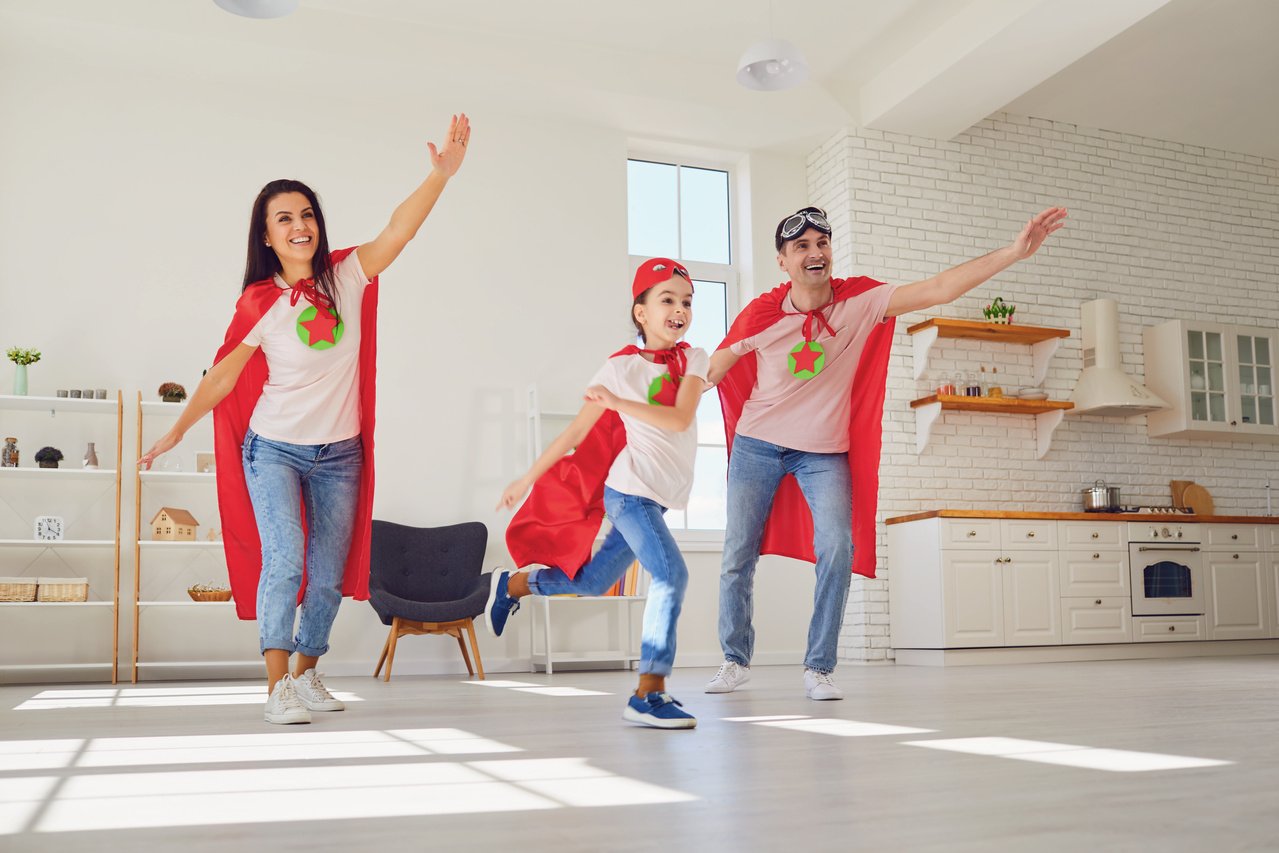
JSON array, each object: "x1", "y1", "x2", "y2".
[
  {"x1": 719, "y1": 433, "x2": 852, "y2": 674},
  {"x1": 528, "y1": 486, "x2": 688, "y2": 676},
  {"x1": 242, "y1": 429, "x2": 363, "y2": 657}
]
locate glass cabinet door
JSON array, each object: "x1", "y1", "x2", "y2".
[
  {"x1": 1235, "y1": 333, "x2": 1275, "y2": 427},
  {"x1": 1187, "y1": 328, "x2": 1227, "y2": 424}
]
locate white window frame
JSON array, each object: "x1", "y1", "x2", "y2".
[{"x1": 626, "y1": 151, "x2": 740, "y2": 541}]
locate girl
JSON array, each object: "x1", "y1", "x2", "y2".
[
  {"x1": 139, "y1": 114, "x2": 471, "y2": 725},
  {"x1": 494, "y1": 257, "x2": 708, "y2": 729}
]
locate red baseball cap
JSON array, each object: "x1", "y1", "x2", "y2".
[{"x1": 632, "y1": 257, "x2": 692, "y2": 299}]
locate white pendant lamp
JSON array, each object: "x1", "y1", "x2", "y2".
[
  {"x1": 213, "y1": 0, "x2": 300, "y2": 19},
  {"x1": 736, "y1": 38, "x2": 809, "y2": 91}
]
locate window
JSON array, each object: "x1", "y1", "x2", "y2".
[{"x1": 627, "y1": 157, "x2": 736, "y2": 533}]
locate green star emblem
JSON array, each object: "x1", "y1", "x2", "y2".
[{"x1": 788, "y1": 340, "x2": 825, "y2": 380}]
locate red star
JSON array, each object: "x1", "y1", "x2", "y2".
[
  {"x1": 301, "y1": 308, "x2": 339, "y2": 346},
  {"x1": 792, "y1": 342, "x2": 821, "y2": 374},
  {"x1": 651, "y1": 374, "x2": 679, "y2": 407}
]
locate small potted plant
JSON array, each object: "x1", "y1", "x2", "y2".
[
  {"x1": 6, "y1": 346, "x2": 41, "y2": 396},
  {"x1": 158, "y1": 382, "x2": 187, "y2": 403},
  {"x1": 35, "y1": 446, "x2": 64, "y2": 469},
  {"x1": 982, "y1": 297, "x2": 1016, "y2": 325}
]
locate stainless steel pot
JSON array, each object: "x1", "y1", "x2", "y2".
[{"x1": 1081, "y1": 480, "x2": 1121, "y2": 512}]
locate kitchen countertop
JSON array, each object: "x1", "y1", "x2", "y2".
[{"x1": 885, "y1": 509, "x2": 1279, "y2": 525}]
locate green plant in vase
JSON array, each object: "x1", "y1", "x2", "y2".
[
  {"x1": 6, "y1": 347, "x2": 40, "y2": 396},
  {"x1": 982, "y1": 297, "x2": 1016, "y2": 325}
]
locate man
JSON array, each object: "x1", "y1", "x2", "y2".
[{"x1": 706, "y1": 205, "x2": 1067, "y2": 699}]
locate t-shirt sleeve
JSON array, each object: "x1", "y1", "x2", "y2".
[
  {"x1": 586, "y1": 358, "x2": 617, "y2": 394},
  {"x1": 684, "y1": 348, "x2": 710, "y2": 381},
  {"x1": 240, "y1": 303, "x2": 276, "y2": 348},
  {"x1": 333, "y1": 250, "x2": 371, "y2": 291},
  {"x1": 868, "y1": 283, "x2": 897, "y2": 325},
  {"x1": 729, "y1": 335, "x2": 757, "y2": 356}
]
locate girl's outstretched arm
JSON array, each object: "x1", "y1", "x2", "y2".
[
  {"x1": 585, "y1": 375, "x2": 705, "y2": 433},
  {"x1": 496, "y1": 400, "x2": 607, "y2": 510},
  {"x1": 357, "y1": 113, "x2": 471, "y2": 279}
]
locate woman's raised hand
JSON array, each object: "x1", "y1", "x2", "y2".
[
  {"x1": 429, "y1": 113, "x2": 471, "y2": 178},
  {"x1": 496, "y1": 475, "x2": 531, "y2": 511}
]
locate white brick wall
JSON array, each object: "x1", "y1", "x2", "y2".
[{"x1": 807, "y1": 112, "x2": 1279, "y2": 663}]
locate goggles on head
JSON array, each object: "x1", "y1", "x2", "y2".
[{"x1": 778, "y1": 208, "x2": 831, "y2": 241}]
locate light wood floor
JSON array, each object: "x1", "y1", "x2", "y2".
[{"x1": 1, "y1": 656, "x2": 1275, "y2": 852}]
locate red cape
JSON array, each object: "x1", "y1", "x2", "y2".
[
  {"x1": 504, "y1": 345, "x2": 688, "y2": 579},
  {"x1": 212, "y1": 247, "x2": 378, "y2": 619},
  {"x1": 716, "y1": 277, "x2": 894, "y2": 578}
]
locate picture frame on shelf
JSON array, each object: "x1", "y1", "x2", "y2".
[{"x1": 195, "y1": 451, "x2": 216, "y2": 474}]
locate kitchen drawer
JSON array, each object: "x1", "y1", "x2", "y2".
[
  {"x1": 1204, "y1": 524, "x2": 1260, "y2": 550},
  {"x1": 1061, "y1": 596, "x2": 1131, "y2": 645},
  {"x1": 942, "y1": 519, "x2": 999, "y2": 549},
  {"x1": 1059, "y1": 521, "x2": 1126, "y2": 550},
  {"x1": 1132, "y1": 616, "x2": 1206, "y2": 642},
  {"x1": 1060, "y1": 550, "x2": 1129, "y2": 597},
  {"x1": 1000, "y1": 519, "x2": 1057, "y2": 549}
]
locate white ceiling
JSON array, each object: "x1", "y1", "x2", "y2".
[{"x1": 4, "y1": 0, "x2": 1277, "y2": 158}]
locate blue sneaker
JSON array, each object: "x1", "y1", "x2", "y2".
[
  {"x1": 485, "y1": 570, "x2": 521, "y2": 637},
  {"x1": 623, "y1": 692, "x2": 697, "y2": 729}
]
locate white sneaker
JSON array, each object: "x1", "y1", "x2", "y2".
[
  {"x1": 804, "y1": 669, "x2": 844, "y2": 701},
  {"x1": 293, "y1": 668, "x2": 345, "y2": 712},
  {"x1": 264, "y1": 674, "x2": 311, "y2": 724},
  {"x1": 705, "y1": 660, "x2": 751, "y2": 694}
]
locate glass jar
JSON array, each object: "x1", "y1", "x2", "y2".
[
  {"x1": 987, "y1": 366, "x2": 1003, "y2": 398},
  {"x1": 1, "y1": 437, "x2": 18, "y2": 468}
]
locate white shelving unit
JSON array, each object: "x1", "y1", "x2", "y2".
[
  {"x1": 524, "y1": 385, "x2": 647, "y2": 673},
  {"x1": 0, "y1": 392, "x2": 123, "y2": 682},
  {"x1": 132, "y1": 393, "x2": 235, "y2": 682}
]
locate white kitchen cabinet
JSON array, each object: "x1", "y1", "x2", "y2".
[
  {"x1": 1060, "y1": 549, "x2": 1129, "y2": 598},
  {"x1": 890, "y1": 518, "x2": 1059, "y2": 649},
  {"x1": 1133, "y1": 616, "x2": 1206, "y2": 641},
  {"x1": 1145, "y1": 319, "x2": 1279, "y2": 441},
  {"x1": 1204, "y1": 553, "x2": 1268, "y2": 640},
  {"x1": 1269, "y1": 556, "x2": 1279, "y2": 639},
  {"x1": 1061, "y1": 596, "x2": 1132, "y2": 644}
]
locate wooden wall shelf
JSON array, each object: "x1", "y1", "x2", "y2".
[{"x1": 907, "y1": 319, "x2": 1070, "y2": 387}]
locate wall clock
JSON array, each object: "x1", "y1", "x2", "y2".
[{"x1": 34, "y1": 516, "x2": 64, "y2": 541}]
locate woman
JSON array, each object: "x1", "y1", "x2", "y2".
[{"x1": 140, "y1": 114, "x2": 471, "y2": 724}]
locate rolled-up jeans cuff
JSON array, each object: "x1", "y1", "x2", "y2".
[
  {"x1": 261, "y1": 638, "x2": 297, "y2": 655},
  {"x1": 294, "y1": 641, "x2": 330, "y2": 658}
]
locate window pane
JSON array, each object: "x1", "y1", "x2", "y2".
[
  {"x1": 1257, "y1": 337, "x2": 1271, "y2": 366},
  {"x1": 1206, "y1": 332, "x2": 1222, "y2": 361},
  {"x1": 1187, "y1": 331, "x2": 1203, "y2": 360},
  {"x1": 687, "y1": 280, "x2": 728, "y2": 445},
  {"x1": 679, "y1": 166, "x2": 730, "y2": 264},
  {"x1": 1238, "y1": 335, "x2": 1254, "y2": 365},
  {"x1": 686, "y1": 446, "x2": 728, "y2": 530},
  {"x1": 627, "y1": 160, "x2": 678, "y2": 257}
]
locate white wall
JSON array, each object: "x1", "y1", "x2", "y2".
[
  {"x1": 808, "y1": 113, "x2": 1279, "y2": 661},
  {"x1": 0, "y1": 11, "x2": 815, "y2": 681}
]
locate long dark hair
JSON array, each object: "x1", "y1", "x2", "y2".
[{"x1": 242, "y1": 179, "x2": 338, "y2": 311}]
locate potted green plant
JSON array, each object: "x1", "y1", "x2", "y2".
[
  {"x1": 35, "y1": 446, "x2": 64, "y2": 469},
  {"x1": 6, "y1": 347, "x2": 41, "y2": 396},
  {"x1": 158, "y1": 382, "x2": 187, "y2": 403}
]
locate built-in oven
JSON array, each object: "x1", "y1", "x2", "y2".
[{"x1": 1127, "y1": 522, "x2": 1204, "y2": 616}]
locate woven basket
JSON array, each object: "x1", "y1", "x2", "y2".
[
  {"x1": 188, "y1": 588, "x2": 233, "y2": 602},
  {"x1": 0, "y1": 577, "x2": 38, "y2": 602},
  {"x1": 36, "y1": 578, "x2": 89, "y2": 602}
]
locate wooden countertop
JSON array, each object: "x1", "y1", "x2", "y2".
[{"x1": 885, "y1": 509, "x2": 1279, "y2": 525}]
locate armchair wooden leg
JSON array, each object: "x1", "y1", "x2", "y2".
[
  {"x1": 374, "y1": 629, "x2": 392, "y2": 678},
  {"x1": 455, "y1": 629, "x2": 475, "y2": 677},
  {"x1": 464, "y1": 618, "x2": 485, "y2": 680},
  {"x1": 384, "y1": 617, "x2": 402, "y2": 682}
]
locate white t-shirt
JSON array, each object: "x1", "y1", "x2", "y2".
[
  {"x1": 241, "y1": 251, "x2": 371, "y2": 444},
  {"x1": 588, "y1": 348, "x2": 710, "y2": 510}
]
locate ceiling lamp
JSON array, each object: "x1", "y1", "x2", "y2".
[
  {"x1": 213, "y1": 0, "x2": 300, "y2": 19},
  {"x1": 736, "y1": 38, "x2": 809, "y2": 91}
]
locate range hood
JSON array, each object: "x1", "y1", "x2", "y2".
[{"x1": 1071, "y1": 298, "x2": 1169, "y2": 417}]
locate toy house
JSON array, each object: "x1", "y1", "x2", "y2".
[{"x1": 151, "y1": 507, "x2": 199, "y2": 541}]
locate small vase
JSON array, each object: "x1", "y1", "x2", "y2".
[
  {"x1": 83, "y1": 442, "x2": 99, "y2": 470},
  {"x1": 13, "y1": 364, "x2": 27, "y2": 396}
]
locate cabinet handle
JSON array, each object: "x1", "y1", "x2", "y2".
[
  {"x1": 1168, "y1": 625, "x2": 1176, "y2": 632},
  {"x1": 1093, "y1": 553, "x2": 1100, "y2": 559},
  {"x1": 967, "y1": 530, "x2": 977, "y2": 538},
  {"x1": 1091, "y1": 532, "x2": 1099, "y2": 539},
  {"x1": 1027, "y1": 531, "x2": 1036, "y2": 538},
  {"x1": 1233, "y1": 554, "x2": 1239, "y2": 560},
  {"x1": 1094, "y1": 599, "x2": 1102, "y2": 605},
  {"x1": 1231, "y1": 534, "x2": 1238, "y2": 540}
]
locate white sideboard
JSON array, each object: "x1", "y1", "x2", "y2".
[{"x1": 888, "y1": 513, "x2": 1279, "y2": 665}]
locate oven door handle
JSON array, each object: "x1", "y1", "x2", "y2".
[{"x1": 1137, "y1": 546, "x2": 1201, "y2": 552}]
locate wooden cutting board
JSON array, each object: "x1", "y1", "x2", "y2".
[
  {"x1": 1182, "y1": 483, "x2": 1214, "y2": 515},
  {"x1": 1170, "y1": 480, "x2": 1194, "y2": 507}
]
